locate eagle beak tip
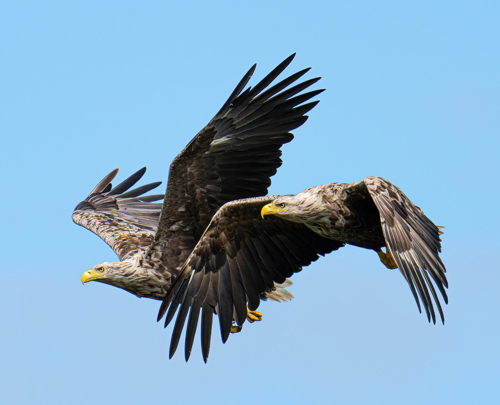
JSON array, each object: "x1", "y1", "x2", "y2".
[
  {"x1": 81, "y1": 270, "x2": 94, "y2": 285},
  {"x1": 261, "y1": 203, "x2": 274, "y2": 218}
]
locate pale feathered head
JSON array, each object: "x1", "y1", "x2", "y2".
[
  {"x1": 260, "y1": 189, "x2": 327, "y2": 223},
  {"x1": 80, "y1": 259, "x2": 168, "y2": 300},
  {"x1": 81, "y1": 261, "x2": 133, "y2": 287}
]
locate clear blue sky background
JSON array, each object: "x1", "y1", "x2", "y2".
[{"x1": 1, "y1": 1, "x2": 499, "y2": 404}]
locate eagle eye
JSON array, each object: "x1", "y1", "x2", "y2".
[
  {"x1": 279, "y1": 203, "x2": 286, "y2": 209},
  {"x1": 97, "y1": 267, "x2": 105, "y2": 273}
]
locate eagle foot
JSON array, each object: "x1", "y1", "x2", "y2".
[
  {"x1": 230, "y1": 307, "x2": 263, "y2": 334},
  {"x1": 247, "y1": 309, "x2": 263, "y2": 323},
  {"x1": 377, "y1": 249, "x2": 398, "y2": 269}
]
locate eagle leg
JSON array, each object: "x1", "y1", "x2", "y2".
[
  {"x1": 230, "y1": 307, "x2": 263, "y2": 334},
  {"x1": 377, "y1": 249, "x2": 398, "y2": 269}
]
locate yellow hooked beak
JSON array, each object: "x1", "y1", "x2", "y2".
[
  {"x1": 81, "y1": 270, "x2": 104, "y2": 285},
  {"x1": 261, "y1": 203, "x2": 282, "y2": 218}
]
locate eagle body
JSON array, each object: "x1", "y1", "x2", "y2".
[
  {"x1": 259, "y1": 176, "x2": 447, "y2": 323},
  {"x1": 159, "y1": 175, "x2": 447, "y2": 361},
  {"x1": 74, "y1": 54, "x2": 319, "y2": 314}
]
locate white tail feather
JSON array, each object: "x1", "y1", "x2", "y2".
[{"x1": 263, "y1": 279, "x2": 294, "y2": 302}]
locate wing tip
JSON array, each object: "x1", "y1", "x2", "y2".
[
  {"x1": 284, "y1": 52, "x2": 296, "y2": 64},
  {"x1": 88, "y1": 168, "x2": 120, "y2": 196}
]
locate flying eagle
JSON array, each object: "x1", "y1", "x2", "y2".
[
  {"x1": 73, "y1": 54, "x2": 322, "y2": 343},
  {"x1": 160, "y1": 176, "x2": 447, "y2": 362}
]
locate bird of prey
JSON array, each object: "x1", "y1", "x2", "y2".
[
  {"x1": 161, "y1": 176, "x2": 447, "y2": 362},
  {"x1": 73, "y1": 54, "x2": 323, "y2": 345}
]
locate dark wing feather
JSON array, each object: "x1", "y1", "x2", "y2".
[
  {"x1": 158, "y1": 196, "x2": 344, "y2": 362},
  {"x1": 73, "y1": 168, "x2": 164, "y2": 260},
  {"x1": 154, "y1": 54, "x2": 324, "y2": 273},
  {"x1": 362, "y1": 176, "x2": 448, "y2": 324}
]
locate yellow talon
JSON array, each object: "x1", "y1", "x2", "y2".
[
  {"x1": 231, "y1": 307, "x2": 262, "y2": 333},
  {"x1": 377, "y1": 249, "x2": 398, "y2": 269},
  {"x1": 247, "y1": 309, "x2": 263, "y2": 323},
  {"x1": 230, "y1": 307, "x2": 263, "y2": 334}
]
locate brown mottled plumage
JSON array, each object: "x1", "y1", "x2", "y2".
[{"x1": 160, "y1": 176, "x2": 447, "y2": 362}]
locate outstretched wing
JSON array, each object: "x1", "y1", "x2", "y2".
[
  {"x1": 157, "y1": 196, "x2": 344, "y2": 362},
  {"x1": 154, "y1": 54, "x2": 324, "y2": 273},
  {"x1": 73, "y1": 167, "x2": 164, "y2": 261},
  {"x1": 362, "y1": 176, "x2": 448, "y2": 324}
]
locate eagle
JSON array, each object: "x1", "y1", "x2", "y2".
[
  {"x1": 160, "y1": 176, "x2": 447, "y2": 362},
  {"x1": 73, "y1": 54, "x2": 322, "y2": 345}
]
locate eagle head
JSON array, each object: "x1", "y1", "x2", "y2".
[
  {"x1": 260, "y1": 195, "x2": 308, "y2": 222},
  {"x1": 80, "y1": 259, "x2": 168, "y2": 300},
  {"x1": 261, "y1": 189, "x2": 328, "y2": 224},
  {"x1": 81, "y1": 262, "x2": 129, "y2": 286}
]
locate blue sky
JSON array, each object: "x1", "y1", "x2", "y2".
[{"x1": 1, "y1": 1, "x2": 499, "y2": 404}]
